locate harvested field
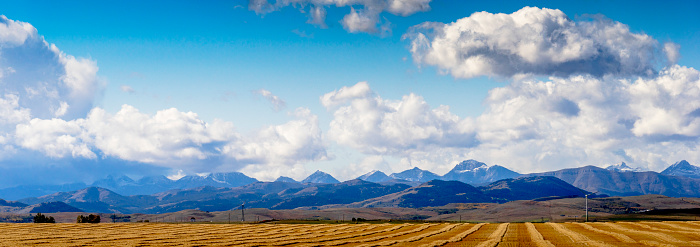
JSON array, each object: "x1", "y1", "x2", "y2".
[{"x1": 1, "y1": 222, "x2": 700, "y2": 246}]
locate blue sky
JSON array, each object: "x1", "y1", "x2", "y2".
[{"x1": 0, "y1": 0, "x2": 699, "y2": 185}]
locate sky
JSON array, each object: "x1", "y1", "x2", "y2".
[{"x1": 0, "y1": 0, "x2": 699, "y2": 186}]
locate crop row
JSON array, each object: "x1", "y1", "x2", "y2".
[{"x1": 0, "y1": 221, "x2": 699, "y2": 246}]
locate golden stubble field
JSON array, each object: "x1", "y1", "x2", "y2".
[{"x1": 1, "y1": 221, "x2": 700, "y2": 246}]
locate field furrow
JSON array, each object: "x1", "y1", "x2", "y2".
[
  {"x1": 441, "y1": 223, "x2": 502, "y2": 247},
  {"x1": 1, "y1": 221, "x2": 700, "y2": 246},
  {"x1": 525, "y1": 222, "x2": 554, "y2": 247},
  {"x1": 598, "y1": 222, "x2": 685, "y2": 246}
]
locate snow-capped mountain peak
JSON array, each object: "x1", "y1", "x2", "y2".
[
  {"x1": 605, "y1": 162, "x2": 643, "y2": 172},
  {"x1": 453, "y1": 159, "x2": 488, "y2": 173},
  {"x1": 389, "y1": 167, "x2": 440, "y2": 182},
  {"x1": 662, "y1": 160, "x2": 700, "y2": 179},
  {"x1": 442, "y1": 160, "x2": 520, "y2": 185}
]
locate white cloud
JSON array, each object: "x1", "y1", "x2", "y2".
[
  {"x1": 0, "y1": 15, "x2": 36, "y2": 46},
  {"x1": 222, "y1": 107, "x2": 328, "y2": 180},
  {"x1": 469, "y1": 65, "x2": 700, "y2": 172},
  {"x1": 0, "y1": 15, "x2": 103, "y2": 121},
  {"x1": 253, "y1": 89, "x2": 286, "y2": 111},
  {"x1": 0, "y1": 94, "x2": 30, "y2": 126},
  {"x1": 664, "y1": 42, "x2": 681, "y2": 65},
  {"x1": 13, "y1": 104, "x2": 328, "y2": 179},
  {"x1": 307, "y1": 6, "x2": 327, "y2": 28},
  {"x1": 405, "y1": 7, "x2": 662, "y2": 79},
  {"x1": 15, "y1": 118, "x2": 95, "y2": 159},
  {"x1": 323, "y1": 81, "x2": 476, "y2": 157},
  {"x1": 342, "y1": 8, "x2": 380, "y2": 34},
  {"x1": 320, "y1": 81, "x2": 372, "y2": 109},
  {"x1": 628, "y1": 65, "x2": 700, "y2": 137},
  {"x1": 337, "y1": 155, "x2": 392, "y2": 180},
  {"x1": 248, "y1": 0, "x2": 431, "y2": 34},
  {"x1": 120, "y1": 85, "x2": 135, "y2": 93},
  {"x1": 85, "y1": 105, "x2": 237, "y2": 165},
  {"x1": 326, "y1": 66, "x2": 700, "y2": 175}
]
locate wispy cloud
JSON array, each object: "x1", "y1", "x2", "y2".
[
  {"x1": 120, "y1": 85, "x2": 135, "y2": 93},
  {"x1": 248, "y1": 0, "x2": 431, "y2": 35},
  {"x1": 253, "y1": 89, "x2": 286, "y2": 111}
]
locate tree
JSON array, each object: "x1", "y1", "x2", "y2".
[
  {"x1": 77, "y1": 214, "x2": 101, "y2": 223},
  {"x1": 33, "y1": 213, "x2": 55, "y2": 223}
]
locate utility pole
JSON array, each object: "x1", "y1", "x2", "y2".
[
  {"x1": 585, "y1": 194, "x2": 589, "y2": 222},
  {"x1": 241, "y1": 203, "x2": 245, "y2": 222},
  {"x1": 228, "y1": 212, "x2": 231, "y2": 224}
]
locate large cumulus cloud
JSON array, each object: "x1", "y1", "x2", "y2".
[
  {"x1": 327, "y1": 66, "x2": 700, "y2": 174},
  {"x1": 0, "y1": 15, "x2": 328, "y2": 180},
  {"x1": 0, "y1": 15, "x2": 102, "y2": 121},
  {"x1": 14, "y1": 105, "x2": 328, "y2": 179},
  {"x1": 321, "y1": 82, "x2": 476, "y2": 173},
  {"x1": 471, "y1": 65, "x2": 700, "y2": 172},
  {"x1": 248, "y1": 0, "x2": 431, "y2": 34},
  {"x1": 405, "y1": 7, "x2": 674, "y2": 79}
]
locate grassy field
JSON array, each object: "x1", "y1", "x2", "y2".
[{"x1": 1, "y1": 221, "x2": 700, "y2": 246}]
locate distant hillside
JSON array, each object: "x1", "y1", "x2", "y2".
[
  {"x1": 268, "y1": 179, "x2": 410, "y2": 209},
  {"x1": 0, "y1": 199, "x2": 27, "y2": 207},
  {"x1": 527, "y1": 166, "x2": 700, "y2": 197},
  {"x1": 479, "y1": 176, "x2": 587, "y2": 202},
  {"x1": 24, "y1": 202, "x2": 83, "y2": 214},
  {"x1": 0, "y1": 183, "x2": 88, "y2": 201},
  {"x1": 343, "y1": 176, "x2": 585, "y2": 208},
  {"x1": 19, "y1": 180, "x2": 411, "y2": 214},
  {"x1": 345, "y1": 180, "x2": 490, "y2": 208}
]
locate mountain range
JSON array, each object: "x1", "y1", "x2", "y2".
[
  {"x1": 528, "y1": 165, "x2": 700, "y2": 197},
  {"x1": 13, "y1": 176, "x2": 587, "y2": 214},
  {"x1": 2, "y1": 159, "x2": 700, "y2": 203}
]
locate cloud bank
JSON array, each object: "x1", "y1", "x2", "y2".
[
  {"x1": 0, "y1": 15, "x2": 326, "y2": 181},
  {"x1": 327, "y1": 65, "x2": 700, "y2": 175},
  {"x1": 14, "y1": 105, "x2": 328, "y2": 181},
  {"x1": 405, "y1": 7, "x2": 674, "y2": 79},
  {"x1": 248, "y1": 0, "x2": 432, "y2": 34},
  {"x1": 0, "y1": 15, "x2": 102, "y2": 121},
  {"x1": 3, "y1": 7, "x2": 699, "y2": 182}
]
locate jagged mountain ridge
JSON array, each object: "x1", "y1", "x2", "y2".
[
  {"x1": 4, "y1": 159, "x2": 700, "y2": 202},
  {"x1": 661, "y1": 160, "x2": 700, "y2": 179},
  {"x1": 442, "y1": 159, "x2": 521, "y2": 185},
  {"x1": 335, "y1": 176, "x2": 587, "y2": 208},
  {"x1": 388, "y1": 167, "x2": 441, "y2": 182},
  {"x1": 605, "y1": 162, "x2": 643, "y2": 172},
  {"x1": 528, "y1": 165, "x2": 700, "y2": 197},
  {"x1": 17, "y1": 180, "x2": 410, "y2": 214}
]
